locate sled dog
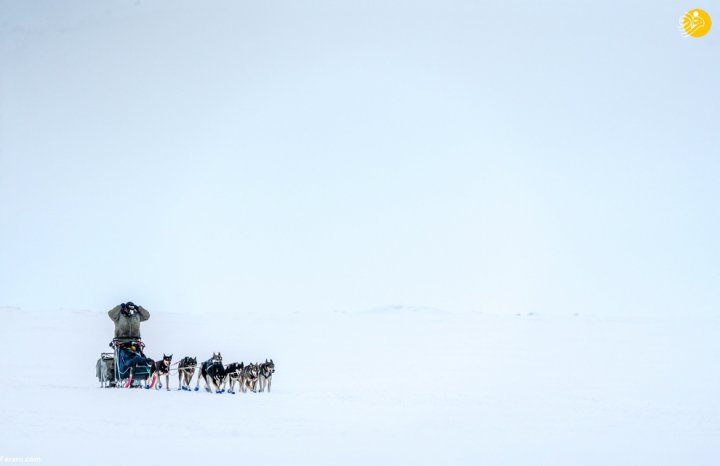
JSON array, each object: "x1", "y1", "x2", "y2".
[
  {"x1": 197, "y1": 352, "x2": 227, "y2": 393},
  {"x1": 148, "y1": 354, "x2": 173, "y2": 390},
  {"x1": 240, "y1": 363, "x2": 259, "y2": 393},
  {"x1": 224, "y1": 362, "x2": 244, "y2": 394},
  {"x1": 177, "y1": 356, "x2": 197, "y2": 390},
  {"x1": 258, "y1": 359, "x2": 275, "y2": 392}
]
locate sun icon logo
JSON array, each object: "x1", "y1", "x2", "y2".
[{"x1": 679, "y1": 9, "x2": 712, "y2": 37}]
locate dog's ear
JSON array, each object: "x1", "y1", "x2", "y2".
[
  {"x1": 270, "y1": 359, "x2": 273, "y2": 363},
  {"x1": 265, "y1": 358, "x2": 268, "y2": 363},
  {"x1": 169, "y1": 354, "x2": 172, "y2": 359}
]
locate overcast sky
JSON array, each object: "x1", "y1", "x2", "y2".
[{"x1": 1, "y1": 0, "x2": 718, "y2": 315}]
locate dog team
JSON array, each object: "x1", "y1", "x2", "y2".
[
  {"x1": 105, "y1": 302, "x2": 274, "y2": 393},
  {"x1": 147, "y1": 352, "x2": 275, "y2": 394}
]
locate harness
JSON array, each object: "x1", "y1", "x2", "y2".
[
  {"x1": 225, "y1": 365, "x2": 242, "y2": 379},
  {"x1": 260, "y1": 364, "x2": 274, "y2": 378},
  {"x1": 205, "y1": 361, "x2": 224, "y2": 380},
  {"x1": 156, "y1": 360, "x2": 171, "y2": 374},
  {"x1": 177, "y1": 359, "x2": 193, "y2": 369},
  {"x1": 174, "y1": 359, "x2": 196, "y2": 376},
  {"x1": 243, "y1": 367, "x2": 258, "y2": 381}
]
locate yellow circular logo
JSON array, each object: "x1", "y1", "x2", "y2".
[{"x1": 680, "y1": 9, "x2": 712, "y2": 37}]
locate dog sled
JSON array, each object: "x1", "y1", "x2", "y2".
[
  {"x1": 96, "y1": 339, "x2": 153, "y2": 388},
  {"x1": 96, "y1": 345, "x2": 276, "y2": 393}
]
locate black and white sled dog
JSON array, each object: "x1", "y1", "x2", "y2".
[
  {"x1": 258, "y1": 359, "x2": 275, "y2": 392},
  {"x1": 196, "y1": 352, "x2": 227, "y2": 393},
  {"x1": 177, "y1": 356, "x2": 197, "y2": 391},
  {"x1": 223, "y1": 362, "x2": 244, "y2": 394},
  {"x1": 240, "y1": 362, "x2": 259, "y2": 393},
  {"x1": 147, "y1": 354, "x2": 173, "y2": 390}
]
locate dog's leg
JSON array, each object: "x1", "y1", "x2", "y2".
[
  {"x1": 268, "y1": 376, "x2": 271, "y2": 392},
  {"x1": 165, "y1": 373, "x2": 170, "y2": 391},
  {"x1": 216, "y1": 377, "x2": 225, "y2": 393}
]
